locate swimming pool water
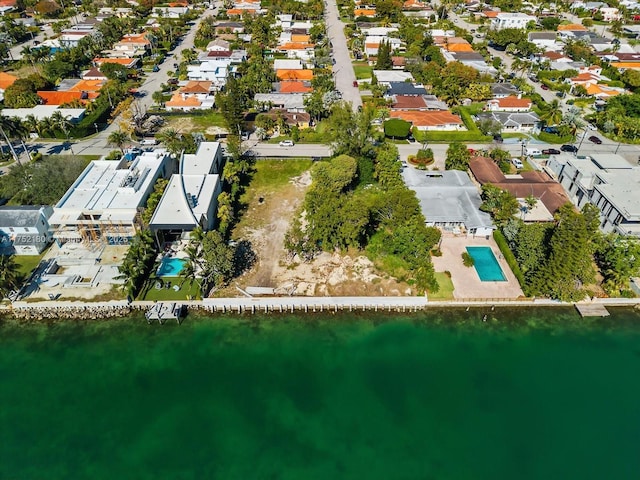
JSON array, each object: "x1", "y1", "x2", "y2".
[
  {"x1": 157, "y1": 257, "x2": 187, "y2": 277},
  {"x1": 466, "y1": 246, "x2": 506, "y2": 281}
]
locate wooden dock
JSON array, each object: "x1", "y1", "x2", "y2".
[
  {"x1": 575, "y1": 303, "x2": 610, "y2": 317},
  {"x1": 145, "y1": 303, "x2": 184, "y2": 324}
]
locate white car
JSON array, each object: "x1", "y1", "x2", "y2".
[
  {"x1": 512, "y1": 158, "x2": 524, "y2": 169},
  {"x1": 279, "y1": 140, "x2": 294, "y2": 147},
  {"x1": 140, "y1": 138, "x2": 157, "y2": 146}
]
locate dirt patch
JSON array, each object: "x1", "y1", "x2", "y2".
[{"x1": 223, "y1": 169, "x2": 412, "y2": 297}]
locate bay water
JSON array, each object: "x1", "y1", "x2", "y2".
[{"x1": 1, "y1": 306, "x2": 639, "y2": 479}]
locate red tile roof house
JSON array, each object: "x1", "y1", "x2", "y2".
[
  {"x1": 469, "y1": 156, "x2": 570, "y2": 216},
  {"x1": 389, "y1": 110, "x2": 465, "y2": 131},
  {"x1": 485, "y1": 95, "x2": 532, "y2": 112}
]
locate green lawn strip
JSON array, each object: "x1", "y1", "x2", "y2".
[
  {"x1": 536, "y1": 131, "x2": 574, "y2": 144},
  {"x1": 429, "y1": 272, "x2": 454, "y2": 300},
  {"x1": 14, "y1": 255, "x2": 44, "y2": 281},
  {"x1": 140, "y1": 276, "x2": 201, "y2": 301},
  {"x1": 353, "y1": 63, "x2": 373, "y2": 80},
  {"x1": 247, "y1": 159, "x2": 313, "y2": 194}
]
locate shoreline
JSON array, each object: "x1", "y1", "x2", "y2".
[{"x1": 2, "y1": 295, "x2": 640, "y2": 321}]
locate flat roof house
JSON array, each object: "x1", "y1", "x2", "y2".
[
  {"x1": 149, "y1": 142, "x2": 223, "y2": 245},
  {"x1": 551, "y1": 154, "x2": 640, "y2": 237},
  {"x1": 50, "y1": 150, "x2": 172, "y2": 246},
  {"x1": 490, "y1": 12, "x2": 537, "y2": 30}
]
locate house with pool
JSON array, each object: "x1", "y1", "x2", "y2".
[
  {"x1": 149, "y1": 142, "x2": 224, "y2": 247},
  {"x1": 401, "y1": 168, "x2": 495, "y2": 237}
]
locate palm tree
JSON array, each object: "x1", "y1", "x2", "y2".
[
  {"x1": 107, "y1": 129, "x2": 130, "y2": 154},
  {"x1": 539, "y1": 99, "x2": 563, "y2": 127},
  {"x1": 0, "y1": 254, "x2": 20, "y2": 299},
  {"x1": 156, "y1": 128, "x2": 183, "y2": 157},
  {"x1": 0, "y1": 116, "x2": 23, "y2": 164},
  {"x1": 51, "y1": 111, "x2": 74, "y2": 154},
  {"x1": 152, "y1": 91, "x2": 165, "y2": 107}
]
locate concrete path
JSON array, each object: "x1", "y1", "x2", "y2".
[{"x1": 324, "y1": 0, "x2": 362, "y2": 111}]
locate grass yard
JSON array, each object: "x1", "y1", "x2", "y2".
[
  {"x1": 191, "y1": 111, "x2": 226, "y2": 128},
  {"x1": 139, "y1": 277, "x2": 201, "y2": 301},
  {"x1": 14, "y1": 255, "x2": 43, "y2": 281},
  {"x1": 353, "y1": 63, "x2": 372, "y2": 80},
  {"x1": 245, "y1": 159, "x2": 312, "y2": 196},
  {"x1": 429, "y1": 272, "x2": 455, "y2": 301}
]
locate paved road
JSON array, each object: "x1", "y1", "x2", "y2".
[
  {"x1": 324, "y1": 0, "x2": 362, "y2": 111},
  {"x1": 248, "y1": 143, "x2": 331, "y2": 157}
]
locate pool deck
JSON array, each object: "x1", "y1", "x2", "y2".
[{"x1": 432, "y1": 234, "x2": 524, "y2": 300}]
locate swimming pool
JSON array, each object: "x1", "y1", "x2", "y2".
[
  {"x1": 466, "y1": 246, "x2": 506, "y2": 282},
  {"x1": 157, "y1": 257, "x2": 187, "y2": 277}
]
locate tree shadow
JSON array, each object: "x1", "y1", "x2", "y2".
[{"x1": 233, "y1": 239, "x2": 257, "y2": 278}]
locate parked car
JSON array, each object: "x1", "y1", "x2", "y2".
[
  {"x1": 512, "y1": 158, "x2": 524, "y2": 169},
  {"x1": 561, "y1": 144, "x2": 578, "y2": 153},
  {"x1": 589, "y1": 136, "x2": 602, "y2": 144},
  {"x1": 279, "y1": 140, "x2": 294, "y2": 147},
  {"x1": 167, "y1": 78, "x2": 179, "y2": 85},
  {"x1": 542, "y1": 148, "x2": 561, "y2": 155},
  {"x1": 152, "y1": 65, "x2": 159, "y2": 72},
  {"x1": 541, "y1": 84, "x2": 549, "y2": 90},
  {"x1": 353, "y1": 80, "x2": 358, "y2": 87},
  {"x1": 493, "y1": 134, "x2": 503, "y2": 143},
  {"x1": 140, "y1": 138, "x2": 157, "y2": 146},
  {"x1": 587, "y1": 123, "x2": 597, "y2": 131}
]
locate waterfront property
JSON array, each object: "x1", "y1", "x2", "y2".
[
  {"x1": 0, "y1": 206, "x2": 53, "y2": 255},
  {"x1": 431, "y1": 235, "x2": 523, "y2": 299},
  {"x1": 402, "y1": 168, "x2": 495, "y2": 236},
  {"x1": 49, "y1": 149, "x2": 173, "y2": 246},
  {"x1": 548, "y1": 154, "x2": 640, "y2": 237},
  {"x1": 149, "y1": 142, "x2": 223, "y2": 246},
  {"x1": 466, "y1": 246, "x2": 506, "y2": 282}
]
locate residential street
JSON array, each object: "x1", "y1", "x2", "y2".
[{"x1": 324, "y1": 0, "x2": 362, "y2": 111}]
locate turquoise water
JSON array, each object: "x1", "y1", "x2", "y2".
[
  {"x1": 467, "y1": 246, "x2": 507, "y2": 281},
  {"x1": 157, "y1": 257, "x2": 187, "y2": 277},
  {"x1": 1, "y1": 307, "x2": 640, "y2": 479}
]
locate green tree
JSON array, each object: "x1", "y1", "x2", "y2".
[
  {"x1": 480, "y1": 184, "x2": 519, "y2": 226},
  {"x1": 142, "y1": 178, "x2": 169, "y2": 225},
  {"x1": 325, "y1": 102, "x2": 375, "y2": 159},
  {"x1": 445, "y1": 142, "x2": 471, "y2": 171},
  {"x1": 0, "y1": 254, "x2": 19, "y2": 298},
  {"x1": 531, "y1": 203, "x2": 598, "y2": 301},
  {"x1": 375, "y1": 40, "x2": 393, "y2": 70},
  {"x1": 539, "y1": 99, "x2": 563, "y2": 127},
  {"x1": 383, "y1": 118, "x2": 411, "y2": 138},
  {"x1": 595, "y1": 234, "x2": 640, "y2": 296},
  {"x1": 107, "y1": 129, "x2": 130, "y2": 154}
]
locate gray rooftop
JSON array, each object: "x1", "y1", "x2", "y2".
[
  {"x1": 0, "y1": 206, "x2": 50, "y2": 228},
  {"x1": 402, "y1": 169, "x2": 494, "y2": 229}
]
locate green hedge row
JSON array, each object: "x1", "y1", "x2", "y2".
[
  {"x1": 70, "y1": 102, "x2": 113, "y2": 138},
  {"x1": 493, "y1": 230, "x2": 525, "y2": 288}
]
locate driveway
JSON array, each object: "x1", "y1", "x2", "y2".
[{"x1": 324, "y1": 0, "x2": 362, "y2": 111}]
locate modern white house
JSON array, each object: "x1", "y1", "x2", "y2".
[
  {"x1": 490, "y1": 12, "x2": 537, "y2": 30},
  {"x1": 149, "y1": 142, "x2": 224, "y2": 245},
  {"x1": 550, "y1": 154, "x2": 640, "y2": 237},
  {"x1": 187, "y1": 60, "x2": 232, "y2": 89},
  {"x1": 49, "y1": 150, "x2": 173, "y2": 246},
  {"x1": 0, "y1": 206, "x2": 53, "y2": 255}
]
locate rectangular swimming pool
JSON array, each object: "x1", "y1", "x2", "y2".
[
  {"x1": 466, "y1": 246, "x2": 506, "y2": 282},
  {"x1": 157, "y1": 257, "x2": 187, "y2": 277}
]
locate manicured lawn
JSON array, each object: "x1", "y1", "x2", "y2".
[
  {"x1": 14, "y1": 255, "x2": 43, "y2": 280},
  {"x1": 353, "y1": 63, "x2": 372, "y2": 80},
  {"x1": 140, "y1": 277, "x2": 201, "y2": 301},
  {"x1": 190, "y1": 112, "x2": 226, "y2": 128},
  {"x1": 430, "y1": 272, "x2": 455, "y2": 301},
  {"x1": 247, "y1": 159, "x2": 313, "y2": 193}
]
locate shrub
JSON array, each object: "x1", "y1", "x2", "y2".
[
  {"x1": 493, "y1": 230, "x2": 525, "y2": 287},
  {"x1": 384, "y1": 118, "x2": 412, "y2": 138},
  {"x1": 431, "y1": 248, "x2": 442, "y2": 257},
  {"x1": 462, "y1": 252, "x2": 475, "y2": 267}
]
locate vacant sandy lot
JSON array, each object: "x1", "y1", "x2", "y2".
[{"x1": 225, "y1": 161, "x2": 413, "y2": 297}]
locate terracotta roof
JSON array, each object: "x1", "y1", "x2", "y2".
[
  {"x1": 179, "y1": 81, "x2": 212, "y2": 94},
  {"x1": 543, "y1": 51, "x2": 567, "y2": 60},
  {"x1": 571, "y1": 73, "x2": 599, "y2": 82},
  {"x1": 67, "y1": 79, "x2": 104, "y2": 92},
  {"x1": 0, "y1": 0, "x2": 17, "y2": 6},
  {"x1": 168, "y1": 1, "x2": 188, "y2": 6},
  {"x1": 585, "y1": 83, "x2": 622, "y2": 96},
  {"x1": 278, "y1": 81, "x2": 312, "y2": 93},
  {"x1": 392, "y1": 95, "x2": 427, "y2": 109},
  {"x1": 278, "y1": 42, "x2": 315, "y2": 51},
  {"x1": 120, "y1": 33, "x2": 151, "y2": 45},
  {"x1": 611, "y1": 62, "x2": 640, "y2": 69},
  {"x1": 482, "y1": 10, "x2": 499, "y2": 17},
  {"x1": 82, "y1": 67, "x2": 107, "y2": 79},
  {"x1": 389, "y1": 110, "x2": 463, "y2": 126},
  {"x1": 165, "y1": 93, "x2": 202, "y2": 108},
  {"x1": 37, "y1": 91, "x2": 86, "y2": 105},
  {"x1": 276, "y1": 69, "x2": 313, "y2": 81},
  {"x1": 94, "y1": 57, "x2": 138, "y2": 67},
  {"x1": 0, "y1": 72, "x2": 17, "y2": 90},
  {"x1": 557, "y1": 23, "x2": 587, "y2": 31},
  {"x1": 446, "y1": 42, "x2": 474, "y2": 52},
  {"x1": 392, "y1": 56, "x2": 405, "y2": 66},
  {"x1": 354, "y1": 8, "x2": 376, "y2": 16},
  {"x1": 227, "y1": 8, "x2": 255, "y2": 14},
  {"x1": 291, "y1": 34, "x2": 310, "y2": 43},
  {"x1": 469, "y1": 156, "x2": 570, "y2": 213},
  {"x1": 496, "y1": 96, "x2": 532, "y2": 108},
  {"x1": 403, "y1": 0, "x2": 430, "y2": 9}
]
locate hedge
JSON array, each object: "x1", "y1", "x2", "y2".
[
  {"x1": 70, "y1": 102, "x2": 113, "y2": 138},
  {"x1": 537, "y1": 131, "x2": 574, "y2": 144},
  {"x1": 493, "y1": 229, "x2": 525, "y2": 288},
  {"x1": 412, "y1": 128, "x2": 492, "y2": 143}
]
